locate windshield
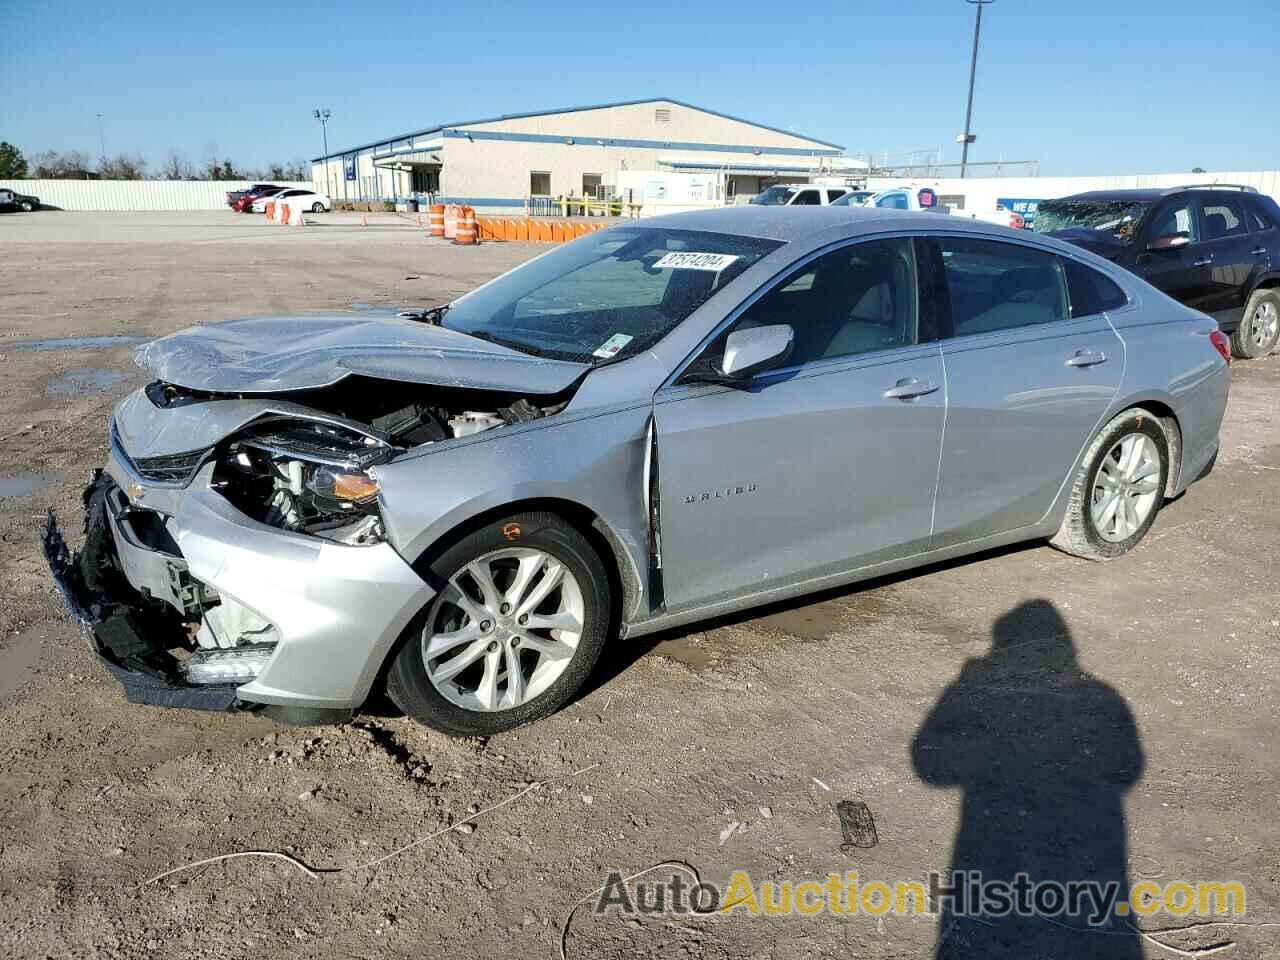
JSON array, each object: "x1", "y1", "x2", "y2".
[
  {"x1": 1032, "y1": 199, "x2": 1152, "y2": 243},
  {"x1": 750, "y1": 186, "x2": 798, "y2": 205},
  {"x1": 831, "y1": 191, "x2": 872, "y2": 207},
  {"x1": 441, "y1": 228, "x2": 783, "y2": 363}
]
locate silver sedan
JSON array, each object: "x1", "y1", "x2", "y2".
[{"x1": 45, "y1": 207, "x2": 1230, "y2": 735}]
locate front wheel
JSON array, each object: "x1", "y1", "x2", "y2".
[
  {"x1": 1049, "y1": 408, "x2": 1169, "y2": 561},
  {"x1": 19, "y1": 200, "x2": 34, "y2": 212},
  {"x1": 1230, "y1": 289, "x2": 1280, "y2": 359},
  {"x1": 311, "y1": 202, "x2": 324, "y2": 213},
  {"x1": 386, "y1": 512, "x2": 612, "y2": 736}
]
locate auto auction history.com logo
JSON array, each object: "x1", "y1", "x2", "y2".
[{"x1": 592, "y1": 869, "x2": 1247, "y2": 925}]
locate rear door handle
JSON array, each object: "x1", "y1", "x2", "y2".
[
  {"x1": 883, "y1": 378, "x2": 940, "y2": 400},
  {"x1": 1192, "y1": 256, "x2": 1213, "y2": 267},
  {"x1": 1066, "y1": 350, "x2": 1108, "y2": 368}
]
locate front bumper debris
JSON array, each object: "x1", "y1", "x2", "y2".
[{"x1": 42, "y1": 483, "x2": 243, "y2": 712}]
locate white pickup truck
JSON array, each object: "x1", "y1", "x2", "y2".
[
  {"x1": 749, "y1": 184, "x2": 854, "y2": 206},
  {"x1": 850, "y1": 186, "x2": 1024, "y2": 228}
]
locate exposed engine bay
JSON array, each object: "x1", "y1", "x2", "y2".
[{"x1": 145, "y1": 375, "x2": 573, "y2": 545}]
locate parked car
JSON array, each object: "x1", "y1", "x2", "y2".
[
  {"x1": 232, "y1": 185, "x2": 286, "y2": 213},
  {"x1": 1034, "y1": 185, "x2": 1280, "y2": 359},
  {"x1": 829, "y1": 190, "x2": 875, "y2": 207},
  {"x1": 45, "y1": 207, "x2": 1229, "y2": 735},
  {"x1": 226, "y1": 183, "x2": 280, "y2": 207},
  {"x1": 749, "y1": 184, "x2": 852, "y2": 206},
  {"x1": 965, "y1": 204, "x2": 1027, "y2": 230},
  {"x1": 849, "y1": 186, "x2": 949, "y2": 214},
  {"x1": 253, "y1": 188, "x2": 330, "y2": 213},
  {"x1": 0, "y1": 187, "x2": 41, "y2": 212}
]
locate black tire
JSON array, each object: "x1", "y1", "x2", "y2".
[
  {"x1": 311, "y1": 202, "x2": 324, "y2": 213},
  {"x1": 19, "y1": 200, "x2": 34, "y2": 212},
  {"x1": 386, "y1": 511, "x2": 612, "y2": 736},
  {"x1": 1049, "y1": 408, "x2": 1170, "y2": 561},
  {"x1": 1229, "y1": 288, "x2": 1280, "y2": 359}
]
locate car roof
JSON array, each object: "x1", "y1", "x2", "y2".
[
  {"x1": 1052, "y1": 187, "x2": 1261, "y2": 204},
  {"x1": 635, "y1": 205, "x2": 1029, "y2": 243}
]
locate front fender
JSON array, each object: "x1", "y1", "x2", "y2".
[{"x1": 373, "y1": 404, "x2": 652, "y2": 619}]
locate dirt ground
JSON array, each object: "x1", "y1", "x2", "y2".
[{"x1": 1, "y1": 211, "x2": 1278, "y2": 960}]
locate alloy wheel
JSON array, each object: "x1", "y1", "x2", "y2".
[
  {"x1": 1091, "y1": 434, "x2": 1161, "y2": 542},
  {"x1": 1250, "y1": 300, "x2": 1279, "y2": 351},
  {"x1": 422, "y1": 547, "x2": 584, "y2": 712}
]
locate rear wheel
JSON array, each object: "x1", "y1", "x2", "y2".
[
  {"x1": 1230, "y1": 289, "x2": 1280, "y2": 359},
  {"x1": 386, "y1": 512, "x2": 611, "y2": 736},
  {"x1": 1049, "y1": 408, "x2": 1169, "y2": 561},
  {"x1": 19, "y1": 200, "x2": 34, "y2": 212},
  {"x1": 311, "y1": 202, "x2": 324, "y2": 213}
]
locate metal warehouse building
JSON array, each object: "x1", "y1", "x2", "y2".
[{"x1": 311, "y1": 98, "x2": 858, "y2": 212}]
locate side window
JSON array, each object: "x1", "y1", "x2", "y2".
[
  {"x1": 791, "y1": 190, "x2": 822, "y2": 206},
  {"x1": 1199, "y1": 198, "x2": 1246, "y2": 240},
  {"x1": 1246, "y1": 198, "x2": 1276, "y2": 232},
  {"x1": 877, "y1": 193, "x2": 909, "y2": 210},
  {"x1": 937, "y1": 237, "x2": 1068, "y2": 336},
  {"x1": 1150, "y1": 201, "x2": 1199, "y2": 243},
  {"x1": 731, "y1": 238, "x2": 917, "y2": 365},
  {"x1": 827, "y1": 189, "x2": 848, "y2": 203},
  {"x1": 1062, "y1": 258, "x2": 1128, "y2": 317}
]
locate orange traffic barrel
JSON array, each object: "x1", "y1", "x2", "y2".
[
  {"x1": 428, "y1": 204, "x2": 445, "y2": 237},
  {"x1": 264, "y1": 201, "x2": 275, "y2": 220},
  {"x1": 454, "y1": 206, "x2": 477, "y2": 245},
  {"x1": 443, "y1": 204, "x2": 458, "y2": 239},
  {"x1": 279, "y1": 203, "x2": 290, "y2": 225}
]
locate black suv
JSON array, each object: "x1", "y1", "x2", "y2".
[{"x1": 1034, "y1": 185, "x2": 1280, "y2": 359}]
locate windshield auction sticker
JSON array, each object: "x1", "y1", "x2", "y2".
[
  {"x1": 653, "y1": 252, "x2": 740, "y2": 271},
  {"x1": 593, "y1": 333, "x2": 635, "y2": 359}
]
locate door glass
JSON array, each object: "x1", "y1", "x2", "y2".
[
  {"x1": 1200, "y1": 198, "x2": 1246, "y2": 240},
  {"x1": 1062, "y1": 258, "x2": 1128, "y2": 317},
  {"x1": 827, "y1": 189, "x2": 848, "y2": 203},
  {"x1": 1150, "y1": 202, "x2": 1198, "y2": 242},
  {"x1": 730, "y1": 238, "x2": 917, "y2": 364},
  {"x1": 937, "y1": 237, "x2": 1069, "y2": 335},
  {"x1": 792, "y1": 190, "x2": 822, "y2": 205}
]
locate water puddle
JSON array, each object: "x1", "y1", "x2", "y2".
[
  {"x1": 0, "y1": 624, "x2": 67, "y2": 707},
  {"x1": 11, "y1": 335, "x2": 141, "y2": 352},
  {"x1": 0, "y1": 472, "x2": 53, "y2": 498},
  {"x1": 46, "y1": 367, "x2": 126, "y2": 397}
]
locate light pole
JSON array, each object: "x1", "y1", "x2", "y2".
[
  {"x1": 96, "y1": 113, "x2": 106, "y2": 169},
  {"x1": 313, "y1": 108, "x2": 332, "y2": 196},
  {"x1": 958, "y1": 0, "x2": 993, "y2": 179}
]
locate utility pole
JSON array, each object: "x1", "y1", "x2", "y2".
[
  {"x1": 313, "y1": 109, "x2": 332, "y2": 196},
  {"x1": 96, "y1": 113, "x2": 106, "y2": 169},
  {"x1": 958, "y1": 0, "x2": 993, "y2": 179}
]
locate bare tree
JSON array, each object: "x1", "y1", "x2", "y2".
[
  {"x1": 31, "y1": 149, "x2": 95, "y2": 178},
  {"x1": 159, "y1": 151, "x2": 193, "y2": 180},
  {"x1": 98, "y1": 153, "x2": 148, "y2": 179}
]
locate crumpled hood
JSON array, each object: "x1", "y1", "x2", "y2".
[
  {"x1": 1042, "y1": 228, "x2": 1127, "y2": 262},
  {"x1": 135, "y1": 314, "x2": 589, "y2": 394}
]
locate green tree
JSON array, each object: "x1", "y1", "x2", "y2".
[
  {"x1": 0, "y1": 141, "x2": 27, "y2": 178},
  {"x1": 1191, "y1": 166, "x2": 1206, "y2": 174}
]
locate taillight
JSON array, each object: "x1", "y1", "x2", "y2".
[
  {"x1": 1010, "y1": 213, "x2": 1025, "y2": 230},
  {"x1": 1209, "y1": 329, "x2": 1231, "y2": 365}
]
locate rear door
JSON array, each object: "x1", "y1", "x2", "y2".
[
  {"x1": 1195, "y1": 194, "x2": 1259, "y2": 327},
  {"x1": 654, "y1": 236, "x2": 945, "y2": 609},
  {"x1": 929, "y1": 235, "x2": 1124, "y2": 548}
]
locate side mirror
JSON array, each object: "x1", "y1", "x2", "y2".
[
  {"x1": 1148, "y1": 232, "x2": 1191, "y2": 252},
  {"x1": 719, "y1": 324, "x2": 795, "y2": 380}
]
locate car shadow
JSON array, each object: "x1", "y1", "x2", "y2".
[
  {"x1": 580, "y1": 538, "x2": 1042, "y2": 701},
  {"x1": 911, "y1": 598, "x2": 1144, "y2": 958}
]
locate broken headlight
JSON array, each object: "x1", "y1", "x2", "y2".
[{"x1": 213, "y1": 419, "x2": 392, "y2": 544}]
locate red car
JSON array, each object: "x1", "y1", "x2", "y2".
[{"x1": 232, "y1": 185, "x2": 286, "y2": 213}]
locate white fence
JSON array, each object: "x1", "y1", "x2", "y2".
[{"x1": 0, "y1": 179, "x2": 314, "y2": 212}]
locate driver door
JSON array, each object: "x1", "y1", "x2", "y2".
[{"x1": 653, "y1": 237, "x2": 946, "y2": 611}]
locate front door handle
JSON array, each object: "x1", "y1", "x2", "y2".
[
  {"x1": 1252, "y1": 247, "x2": 1268, "y2": 256},
  {"x1": 883, "y1": 378, "x2": 940, "y2": 400},
  {"x1": 1066, "y1": 349, "x2": 1108, "y2": 368},
  {"x1": 1192, "y1": 256, "x2": 1213, "y2": 267}
]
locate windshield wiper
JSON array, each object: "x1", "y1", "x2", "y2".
[
  {"x1": 464, "y1": 329, "x2": 552, "y2": 358},
  {"x1": 398, "y1": 303, "x2": 450, "y2": 325}
]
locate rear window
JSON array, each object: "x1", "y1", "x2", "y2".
[
  {"x1": 937, "y1": 237, "x2": 1068, "y2": 336},
  {"x1": 1062, "y1": 258, "x2": 1128, "y2": 317},
  {"x1": 1246, "y1": 198, "x2": 1276, "y2": 232}
]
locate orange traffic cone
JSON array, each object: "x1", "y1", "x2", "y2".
[{"x1": 361, "y1": 213, "x2": 368, "y2": 227}]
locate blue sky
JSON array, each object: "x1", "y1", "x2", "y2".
[{"x1": 2, "y1": 0, "x2": 1274, "y2": 176}]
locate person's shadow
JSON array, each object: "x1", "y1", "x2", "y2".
[{"x1": 912, "y1": 599, "x2": 1144, "y2": 958}]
